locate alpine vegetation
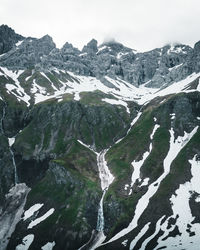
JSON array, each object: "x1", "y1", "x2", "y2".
[{"x1": 0, "y1": 25, "x2": 200, "y2": 250}]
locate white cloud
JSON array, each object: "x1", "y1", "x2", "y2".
[{"x1": 0, "y1": 0, "x2": 200, "y2": 51}]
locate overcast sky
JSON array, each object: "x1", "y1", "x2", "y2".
[{"x1": 1, "y1": 0, "x2": 200, "y2": 51}]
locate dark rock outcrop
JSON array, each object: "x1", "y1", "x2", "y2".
[{"x1": 0, "y1": 25, "x2": 24, "y2": 55}]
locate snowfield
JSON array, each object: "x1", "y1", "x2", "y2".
[{"x1": 1, "y1": 67, "x2": 200, "y2": 110}]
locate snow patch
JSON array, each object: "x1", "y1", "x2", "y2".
[
  {"x1": 16, "y1": 234, "x2": 34, "y2": 250},
  {"x1": 8, "y1": 137, "x2": 15, "y2": 147},
  {"x1": 157, "y1": 155, "x2": 200, "y2": 249},
  {"x1": 124, "y1": 184, "x2": 129, "y2": 190},
  {"x1": 102, "y1": 98, "x2": 130, "y2": 113},
  {"x1": 107, "y1": 126, "x2": 198, "y2": 245},
  {"x1": 15, "y1": 40, "x2": 24, "y2": 47},
  {"x1": 139, "y1": 177, "x2": 149, "y2": 187},
  {"x1": 117, "y1": 52, "x2": 129, "y2": 59},
  {"x1": 27, "y1": 208, "x2": 55, "y2": 229},
  {"x1": 97, "y1": 46, "x2": 107, "y2": 53},
  {"x1": 129, "y1": 223, "x2": 151, "y2": 250},
  {"x1": 170, "y1": 113, "x2": 175, "y2": 120},
  {"x1": 121, "y1": 239, "x2": 128, "y2": 246},
  {"x1": 74, "y1": 92, "x2": 80, "y2": 101},
  {"x1": 140, "y1": 216, "x2": 165, "y2": 249},
  {"x1": 150, "y1": 124, "x2": 160, "y2": 140},
  {"x1": 2, "y1": 68, "x2": 31, "y2": 106},
  {"x1": 41, "y1": 241, "x2": 56, "y2": 250},
  {"x1": 23, "y1": 203, "x2": 44, "y2": 221},
  {"x1": 129, "y1": 123, "x2": 160, "y2": 195}
]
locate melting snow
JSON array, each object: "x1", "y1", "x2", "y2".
[
  {"x1": 129, "y1": 123, "x2": 160, "y2": 195},
  {"x1": 140, "y1": 216, "x2": 165, "y2": 250},
  {"x1": 139, "y1": 177, "x2": 149, "y2": 187},
  {"x1": 2, "y1": 67, "x2": 31, "y2": 106},
  {"x1": 15, "y1": 40, "x2": 24, "y2": 47},
  {"x1": 124, "y1": 184, "x2": 129, "y2": 190},
  {"x1": 107, "y1": 126, "x2": 198, "y2": 245},
  {"x1": 27, "y1": 208, "x2": 55, "y2": 229},
  {"x1": 74, "y1": 92, "x2": 80, "y2": 101},
  {"x1": 40, "y1": 72, "x2": 58, "y2": 91},
  {"x1": 129, "y1": 149, "x2": 151, "y2": 196},
  {"x1": 195, "y1": 196, "x2": 200, "y2": 202},
  {"x1": 31, "y1": 79, "x2": 47, "y2": 95},
  {"x1": 90, "y1": 231, "x2": 106, "y2": 250},
  {"x1": 16, "y1": 234, "x2": 34, "y2": 250},
  {"x1": 23, "y1": 203, "x2": 44, "y2": 221},
  {"x1": 129, "y1": 223, "x2": 151, "y2": 250},
  {"x1": 8, "y1": 137, "x2": 15, "y2": 147},
  {"x1": 41, "y1": 241, "x2": 56, "y2": 250},
  {"x1": 121, "y1": 239, "x2": 128, "y2": 246},
  {"x1": 170, "y1": 113, "x2": 176, "y2": 120},
  {"x1": 117, "y1": 52, "x2": 129, "y2": 59},
  {"x1": 167, "y1": 46, "x2": 186, "y2": 55},
  {"x1": 168, "y1": 63, "x2": 183, "y2": 72},
  {"x1": 77, "y1": 140, "x2": 96, "y2": 154},
  {"x1": 2, "y1": 66, "x2": 200, "y2": 108},
  {"x1": 97, "y1": 46, "x2": 107, "y2": 53},
  {"x1": 1, "y1": 66, "x2": 200, "y2": 108},
  {"x1": 150, "y1": 124, "x2": 160, "y2": 140},
  {"x1": 102, "y1": 98, "x2": 130, "y2": 113},
  {"x1": 156, "y1": 155, "x2": 200, "y2": 249}
]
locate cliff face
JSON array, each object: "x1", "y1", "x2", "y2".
[{"x1": 0, "y1": 26, "x2": 200, "y2": 250}]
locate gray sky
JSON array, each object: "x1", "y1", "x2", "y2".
[{"x1": 1, "y1": 0, "x2": 200, "y2": 51}]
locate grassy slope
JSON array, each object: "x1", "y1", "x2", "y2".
[{"x1": 22, "y1": 141, "x2": 102, "y2": 249}]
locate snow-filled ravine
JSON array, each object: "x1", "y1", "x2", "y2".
[{"x1": 103, "y1": 126, "x2": 198, "y2": 249}]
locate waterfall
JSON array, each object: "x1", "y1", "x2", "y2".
[
  {"x1": 96, "y1": 150, "x2": 114, "y2": 233},
  {"x1": 77, "y1": 142, "x2": 114, "y2": 250},
  {"x1": 96, "y1": 190, "x2": 106, "y2": 232}
]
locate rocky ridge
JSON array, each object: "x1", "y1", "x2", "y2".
[
  {"x1": 0, "y1": 25, "x2": 200, "y2": 250},
  {"x1": 0, "y1": 24, "x2": 200, "y2": 89}
]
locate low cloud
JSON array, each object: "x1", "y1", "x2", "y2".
[{"x1": 0, "y1": 0, "x2": 200, "y2": 51}]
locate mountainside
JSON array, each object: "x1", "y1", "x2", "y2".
[{"x1": 0, "y1": 25, "x2": 200, "y2": 250}]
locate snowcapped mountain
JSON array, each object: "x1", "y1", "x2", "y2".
[{"x1": 0, "y1": 25, "x2": 200, "y2": 250}]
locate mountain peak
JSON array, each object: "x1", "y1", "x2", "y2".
[
  {"x1": 61, "y1": 42, "x2": 80, "y2": 54},
  {"x1": 99, "y1": 40, "x2": 133, "y2": 54},
  {"x1": 0, "y1": 24, "x2": 24, "y2": 54},
  {"x1": 194, "y1": 40, "x2": 200, "y2": 53},
  {"x1": 82, "y1": 39, "x2": 98, "y2": 53}
]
